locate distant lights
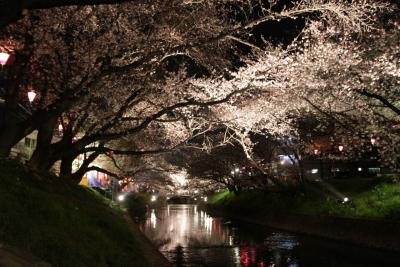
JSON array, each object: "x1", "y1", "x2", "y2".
[
  {"x1": 117, "y1": 194, "x2": 125, "y2": 202},
  {"x1": 358, "y1": 167, "x2": 362, "y2": 172},
  {"x1": 151, "y1": 195, "x2": 157, "y2": 202},
  {"x1": 58, "y1": 123, "x2": 63, "y2": 132},
  {"x1": 338, "y1": 145, "x2": 344, "y2": 152},
  {"x1": 343, "y1": 197, "x2": 349, "y2": 203}
]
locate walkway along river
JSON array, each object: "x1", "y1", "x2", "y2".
[{"x1": 139, "y1": 204, "x2": 400, "y2": 267}]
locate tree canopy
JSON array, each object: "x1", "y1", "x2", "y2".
[{"x1": 0, "y1": 0, "x2": 398, "y2": 191}]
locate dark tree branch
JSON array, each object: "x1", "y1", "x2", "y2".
[{"x1": 356, "y1": 89, "x2": 400, "y2": 116}]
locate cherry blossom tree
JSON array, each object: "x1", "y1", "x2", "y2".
[
  {"x1": 180, "y1": 1, "x2": 398, "y2": 187},
  {"x1": 0, "y1": 0, "x2": 390, "y2": 184}
]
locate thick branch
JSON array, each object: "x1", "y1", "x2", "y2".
[{"x1": 356, "y1": 89, "x2": 400, "y2": 116}]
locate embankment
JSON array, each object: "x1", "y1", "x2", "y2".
[{"x1": 207, "y1": 206, "x2": 400, "y2": 252}]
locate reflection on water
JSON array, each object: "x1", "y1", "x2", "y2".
[{"x1": 140, "y1": 205, "x2": 400, "y2": 267}]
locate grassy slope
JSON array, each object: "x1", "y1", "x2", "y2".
[
  {"x1": 210, "y1": 177, "x2": 400, "y2": 220},
  {"x1": 0, "y1": 159, "x2": 150, "y2": 267}
]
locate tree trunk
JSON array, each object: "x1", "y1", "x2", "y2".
[
  {"x1": 28, "y1": 116, "x2": 57, "y2": 171},
  {"x1": 0, "y1": 124, "x2": 19, "y2": 157},
  {"x1": 60, "y1": 155, "x2": 74, "y2": 177}
]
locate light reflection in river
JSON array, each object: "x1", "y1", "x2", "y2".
[{"x1": 140, "y1": 205, "x2": 400, "y2": 267}]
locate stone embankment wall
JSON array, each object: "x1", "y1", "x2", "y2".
[{"x1": 208, "y1": 207, "x2": 400, "y2": 252}]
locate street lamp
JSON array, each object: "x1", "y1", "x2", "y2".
[
  {"x1": 27, "y1": 89, "x2": 37, "y2": 103},
  {"x1": 314, "y1": 148, "x2": 324, "y2": 180},
  {"x1": 370, "y1": 137, "x2": 377, "y2": 145},
  {"x1": 0, "y1": 52, "x2": 10, "y2": 66}
]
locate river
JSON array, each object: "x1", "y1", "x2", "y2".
[{"x1": 139, "y1": 204, "x2": 400, "y2": 267}]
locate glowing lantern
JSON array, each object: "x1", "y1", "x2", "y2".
[
  {"x1": 27, "y1": 90, "x2": 36, "y2": 103},
  {"x1": 338, "y1": 145, "x2": 344, "y2": 152},
  {"x1": 0, "y1": 52, "x2": 10, "y2": 66}
]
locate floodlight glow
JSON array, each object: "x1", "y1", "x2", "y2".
[
  {"x1": 117, "y1": 195, "x2": 125, "y2": 202},
  {"x1": 343, "y1": 197, "x2": 349, "y2": 203}
]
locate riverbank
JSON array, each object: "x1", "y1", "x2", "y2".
[
  {"x1": 0, "y1": 158, "x2": 171, "y2": 267},
  {"x1": 207, "y1": 179, "x2": 400, "y2": 252}
]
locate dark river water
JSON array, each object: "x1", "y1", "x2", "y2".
[{"x1": 139, "y1": 204, "x2": 400, "y2": 267}]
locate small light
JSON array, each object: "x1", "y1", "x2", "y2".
[
  {"x1": 231, "y1": 171, "x2": 235, "y2": 175},
  {"x1": 117, "y1": 195, "x2": 125, "y2": 202},
  {"x1": 248, "y1": 172, "x2": 252, "y2": 176},
  {"x1": 235, "y1": 168, "x2": 240, "y2": 173},
  {"x1": 0, "y1": 52, "x2": 10, "y2": 66},
  {"x1": 338, "y1": 145, "x2": 344, "y2": 152},
  {"x1": 314, "y1": 149, "x2": 319, "y2": 155},
  {"x1": 280, "y1": 160, "x2": 285, "y2": 165},
  {"x1": 194, "y1": 198, "x2": 197, "y2": 201},
  {"x1": 204, "y1": 197, "x2": 207, "y2": 202},
  {"x1": 151, "y1": 195, "x2": 157, "y2": 202},
  {"x1": 370, "y1": 138, "x2": 377, "y2": 145},
  {"x1": 58, "y1": 123, "x2": 63, "y2": 132},
  {"x1": 343, "y1": 197, "x2": 349, "y2": 203},
  {"x1": 27, "y1": 90, "x2": 36, "y2": 103},
  {"x1": 311, "y1": 169, "x2": 318, "y2": 174},
  {"x1": 358, "y1": 167, "x2": 362, "y2": 172},
  {"x1": 194, "y1": 190, "x2": 199, "y2": 194}
]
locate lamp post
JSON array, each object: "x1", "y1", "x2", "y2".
[
  {"x1": 0, "y1": 52, "x2": 10, "y2": 66},
  {"x1": 27, "y1": 89, "x2": 36, "y2": 103},
  {"x1": 370, "y1": 137, "x2": 377, "y2": 146},
  {"x1": 314, "y1": 148, "x2": 324, "y2": 180}
]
